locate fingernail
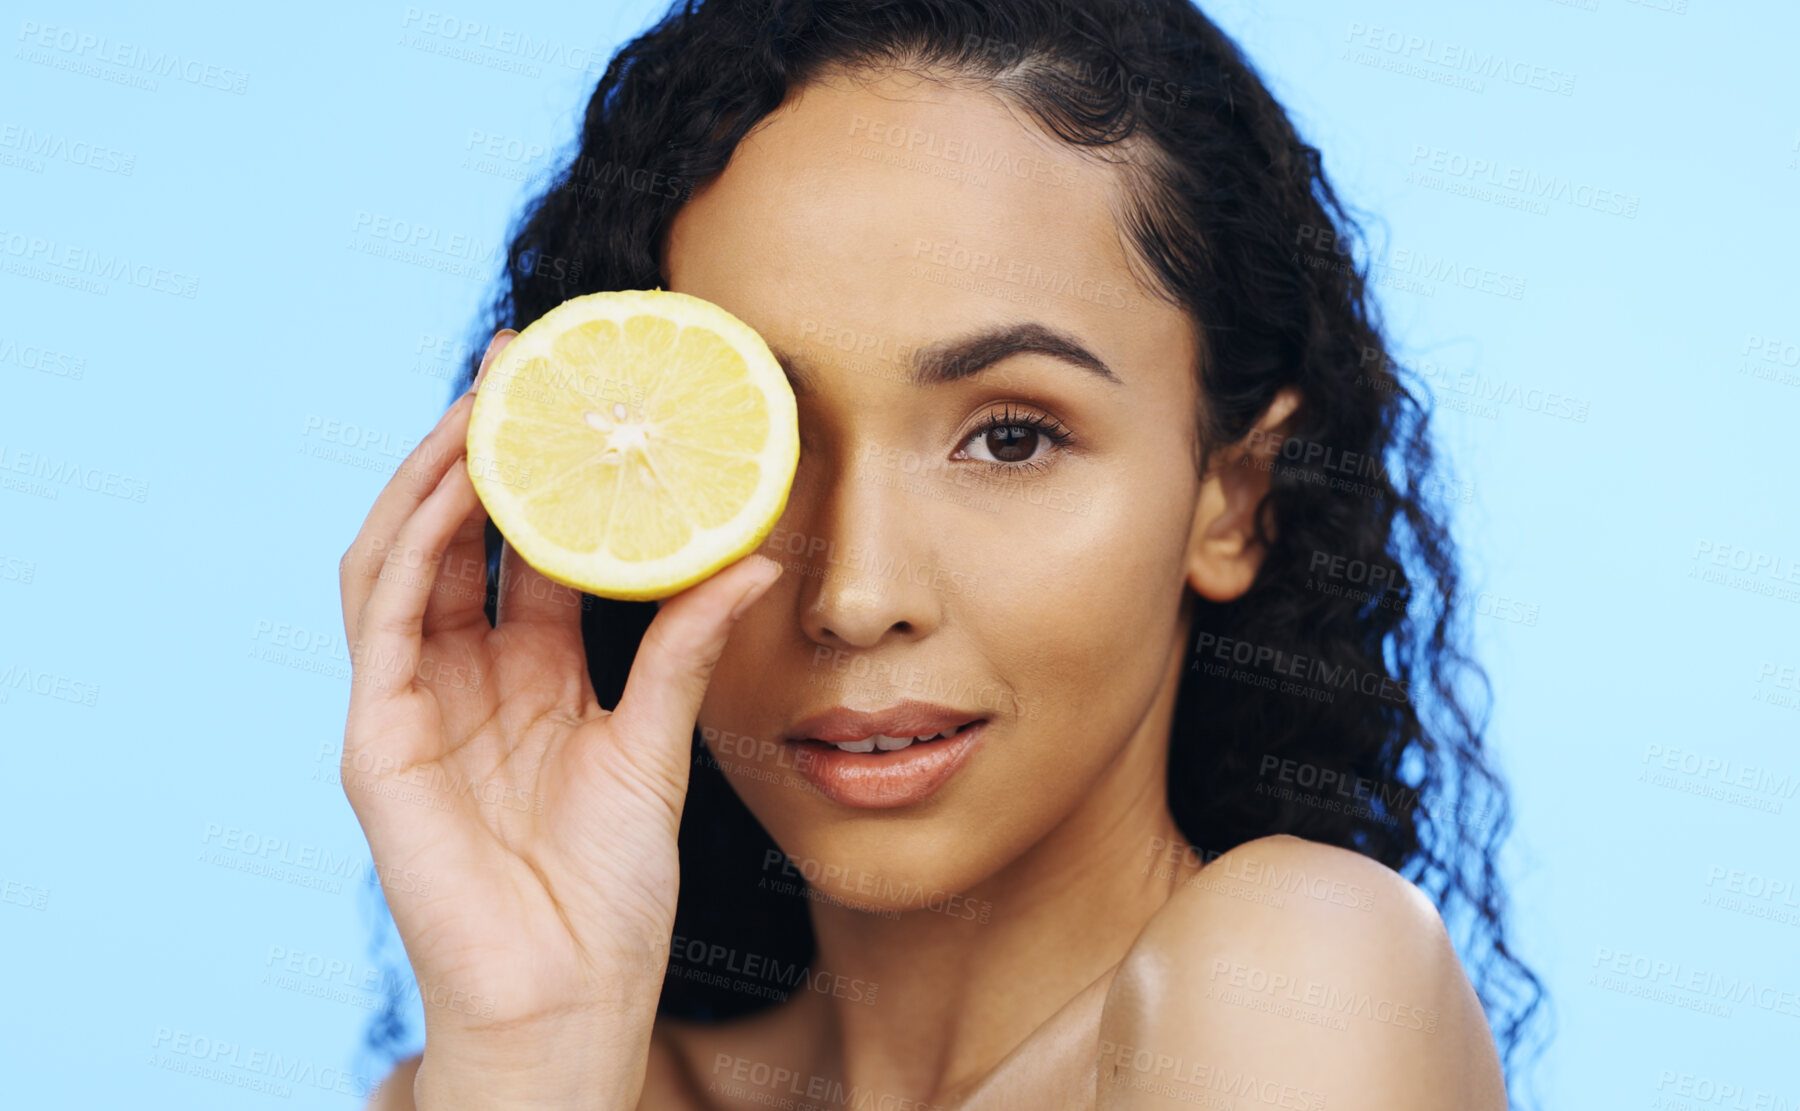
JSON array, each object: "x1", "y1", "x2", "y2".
[
  {"x1": 469, "y1": 330, "x2": 516, "y2": 395},
  {"x1": 730, "y1": 557, "x2": 783, "y2": 621}
]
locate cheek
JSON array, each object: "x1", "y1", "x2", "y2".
[
  {"x1": 964, "y1": 477, "x2": 1191, "y2": 659},
  {"x1": 698, "y1": 598, "x2": 798, "y2": 740}
]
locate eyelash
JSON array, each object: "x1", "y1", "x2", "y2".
[{"x1": 955, "y1": 402, "x2": 1076, "y2": 474}]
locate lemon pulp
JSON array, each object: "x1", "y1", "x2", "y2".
[{"x1": 465, "y1": 290, "x2": 799, "y2": 601}]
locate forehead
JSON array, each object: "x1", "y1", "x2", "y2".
[{"x1": 664, "y1": 69, "x2": 1169, "y2": 372}]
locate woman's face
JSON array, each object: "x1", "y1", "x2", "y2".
[{"x1": 668, "y1": 68, "x2": 1205, "y2": 906}]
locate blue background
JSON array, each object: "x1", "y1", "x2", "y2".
[{"x1": 3, "y1": 1, "x2": 1796, "y2": 1106}]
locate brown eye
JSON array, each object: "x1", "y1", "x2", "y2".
[
  {"x1": 985, "y1": 425, "x2": 1038, "y2": 463},
  {"x1": 958, "y1": 405, "x2": 1072, "y2": 469}
]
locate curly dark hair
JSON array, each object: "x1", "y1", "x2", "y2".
[{"x1": 360, "y1": 0, "x2": 1547, "y2": 1101}]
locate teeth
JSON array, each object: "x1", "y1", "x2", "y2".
[{"x1": 831, "y1": 726, "x2": 960, "y2": 753}]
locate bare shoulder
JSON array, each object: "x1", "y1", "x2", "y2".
[{"x1": 1096, "y1": 834, "x2": 1507, "y2": 1110}]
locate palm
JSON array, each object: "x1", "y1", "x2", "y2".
[{"x1": 354, "y1": 630, "x2": 671, "y2": 1026}]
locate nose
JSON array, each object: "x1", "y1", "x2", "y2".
[{"x1": 784, "y1": 455, "x2": 946, "y2": 651}]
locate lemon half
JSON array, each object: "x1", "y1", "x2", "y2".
[{"x1": 465, "y1": 290, "x2": 799, "y2": 601}]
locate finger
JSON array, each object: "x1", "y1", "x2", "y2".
[
  {"x1": 339, "y1": 394, "x2": 473, "y2": 637},
  {"x1": 609, "y1": 554, "x2": 783, "y2": 786},
  {"x1": 419, "y1": 493, "x2": 491, "y2": 636},
  {"x1": 495, "y1": 539, "x2": 590, "y2": 633},
  {"x1": 339, "y1": 330, "x2": 516, "y2": 638},
  {"x1": 422, "y1": 331, "x2": 517, "y2": 635},
  {"x1": 472, "y1": 328, "x2": 516, "y2": 392},
  {"x1": 349, "y1": 459, "x2": 484, "y2": 703}
]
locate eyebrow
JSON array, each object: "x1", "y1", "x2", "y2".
[{"x1": 771, "y1": 321, "x2": 1122, "y2": 396}]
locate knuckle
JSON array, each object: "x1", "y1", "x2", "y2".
[
  {"x1": 646, "y1": 651, "x2": 715, "y2": 715},
  {"x1": 642, "y1": 622, "x2": 711, "y2": 675},
  {"x1": 382, "y1": 536, "x2": 440, "y2": 578}
]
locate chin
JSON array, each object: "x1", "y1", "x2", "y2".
[{"x1": 748, "y1": 814, "x2": 1006, "y2": 919}]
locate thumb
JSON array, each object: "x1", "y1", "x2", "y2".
[{"x1": 609, "y1": 553, "x2": 783, "y2": 779}]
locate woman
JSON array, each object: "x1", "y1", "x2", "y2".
[{"x1": 337, "y1": 0, "x2": 1543, "y2": 1106}]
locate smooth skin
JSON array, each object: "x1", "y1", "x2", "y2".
[{"x1": 348, "y1": 67, "x2": 1505, "y2": 1110}]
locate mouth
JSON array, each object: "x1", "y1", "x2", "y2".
[
  {"x1": 781, "y1": 705, "x2": 992, "y2": 808},
  {"x1": 794, "y1": 719, "x2": 984, "y2": 754}
]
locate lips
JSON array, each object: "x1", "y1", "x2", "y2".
[
  {"x1": 783, "y1": 701, "x2": 989, "y2": 808},
  {"x1": 787, "y1": 701, "x2": 983, "y2": 747}
]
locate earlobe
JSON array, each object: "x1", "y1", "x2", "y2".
[{"x1": 1184, "y1": 389, "x2": 1303, "y2": 603}]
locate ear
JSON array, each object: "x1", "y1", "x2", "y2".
[{"x1": 1185, "y1": 388, "x2": 1303, "y2": 602}]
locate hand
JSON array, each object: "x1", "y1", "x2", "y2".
[{"x1": 336, "y1": 330, "x2": 783, "y2": 1107}]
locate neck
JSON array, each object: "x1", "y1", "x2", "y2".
[{"x1": 794, "y1": 635, "x2": 1202, "y2": 1103}]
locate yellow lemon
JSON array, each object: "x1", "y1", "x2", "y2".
[{"x1": 465, "y1": 290, "x2": 798, "y2": 601}]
